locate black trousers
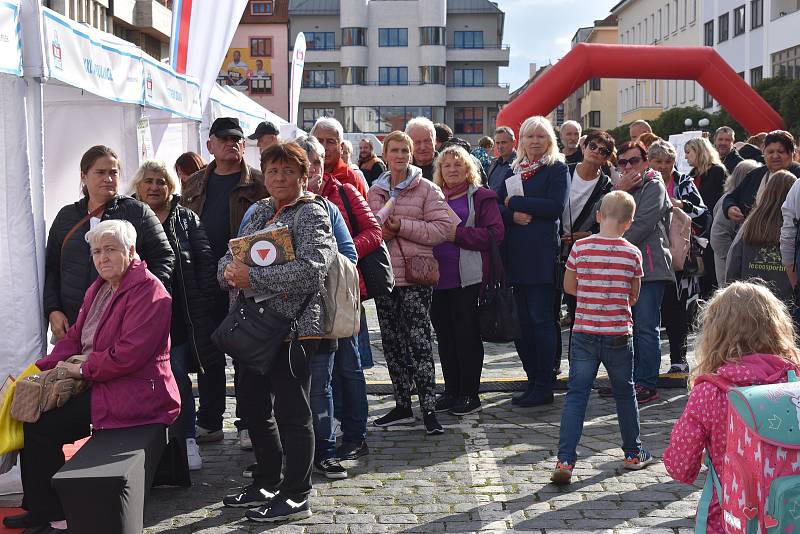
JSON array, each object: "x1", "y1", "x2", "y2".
[
  {"x1": 238, "y1": 340, "x2": 317, "y2": 502},
  {"x1": 660, "y1": 280, "x2": 691, "y2": 365},
  {"x1": 430, "y1": 284, "x2": 484, "y2": 398},
  {"x1": 21, "y1": 390, "x2": 91, "y2": 521}
]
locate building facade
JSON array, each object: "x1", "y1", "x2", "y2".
[
  {"x1": 288, "y1": 0, "x2": 510, "y2": 143},
  {"x1": 563, "y1": 27, "x2": 593, "y2": 124},
  {"x1": 611, "y1": 0, "x2": 702, "y2": 125},
  {"x1": 578, "y1": 16, "x2": 619, "y2": 132},
  {"x1": 700, "y1": 0, "x2": 800, "y2": 111}
]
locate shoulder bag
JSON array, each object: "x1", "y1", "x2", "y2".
[
  {"x1": 477, "y1": 236, "x2": 521, "y2": 343},
  {"x1": 10, "y1": 355, "x2": 89, "y2": 423},
  {"x1": 395, "y1": 237, "x2": 440, "y2": 286}
]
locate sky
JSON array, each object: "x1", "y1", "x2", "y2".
[{"x1": 498, "y1": 0, "x2": 621, "y2": 92}]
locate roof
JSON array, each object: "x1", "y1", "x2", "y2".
[
  {"x1": 288, "y1": 0, "x2": 339, "y2": 15},
  {"x1": 447, "y1": 0, "x2": 503, "y2": 14},
  {"x1": 610, "y1": 0, "x2": 633, "y2": 14}
]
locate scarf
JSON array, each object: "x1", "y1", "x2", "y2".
[
  {"x1": 515, "y1": 156, "x2": 550, "y2": 181},
  {"x1": 442, "y1": 181, "x2": 469, "y2": 200}
]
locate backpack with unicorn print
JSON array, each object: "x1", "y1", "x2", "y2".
[{"x1": 695, "y1": 371, "x2": 800, "y2": 533}]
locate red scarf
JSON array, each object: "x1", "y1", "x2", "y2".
[
  {"x1": 517, "y1": 156, "x2": 549, "y2": 181},
  {"x1": 442, "y1": 181, "x2": 469, "y2": 200}
]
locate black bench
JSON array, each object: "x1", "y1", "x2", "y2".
[{"x1": 51, "y1": 424, "x2": 167, "y2": 534}]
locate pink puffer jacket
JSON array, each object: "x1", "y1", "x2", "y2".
[{"x1": 368, "y1": 168, "x2": 452, "y2": 287}]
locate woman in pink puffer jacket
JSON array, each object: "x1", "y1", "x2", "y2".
[{"x1": 368, "y1": 130, "x2": 452, "y2": 435}]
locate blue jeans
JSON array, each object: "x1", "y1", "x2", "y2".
[
  {"x1": 357, "y1": 307, "x2": 374, "y2": 369},
  {"x1": 557, "y1": 332, "x2": 642, "y2": 464},
  {"x1": 632, "y1": 281, "x2": 666, "y2": 390},
  {"x1": 332, "y1": 335, "x2": 368, "y2": 445},
  {"x1": 170, "y1": 343, "x2": 196, "y2": 439},
  {"x1": 513, "y1": 283, "x2": 557, "y2": 395},
  {"x1": 310, "y1": 350, "x2": 336, "y2": 462}
]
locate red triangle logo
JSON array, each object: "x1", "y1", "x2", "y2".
[{"x1": 257, "y1": 248, "x2": 269, "y2": 260}]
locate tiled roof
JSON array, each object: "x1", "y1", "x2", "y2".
[
  {"x1": 447, "y1": 0, "x2": 503, "y2": 14},
  {"x1": 288, "y1": 0, "x2": 339, "y2": 15}
]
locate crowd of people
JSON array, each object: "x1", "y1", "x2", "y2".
[{"x1": 7, "y1": 108, "x2": 800, "y2": 530}]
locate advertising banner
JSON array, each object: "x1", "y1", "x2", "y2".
[
  {"x1": 289, "y1": 32, "x2": 306, "y2": 126},
  {"x1": 0, "y1": 0, "x2": 22, "y2": 76},
  {"x1": 217, "y1": 47, "x2": 273, "y2": 97},
  {"x1": 143, "y1": 56, "x2": 202, "y2": 121}
]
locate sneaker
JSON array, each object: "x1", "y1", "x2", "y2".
[
  {"x1": 314, "y1": 458, "x2": 348, "y2": 479},
  {"x1": 223, "y1": 484, "x2": 278, "y2": 508},
  {"x1": 597, "y1": 386, "x2": 614, "y2": 398},
  {"x1": 239, "y1": 429, "x2": 253, "y2": 450},
  {"x1": 242, "y1": 463, "x2": 256, "y2": 479},
  {"x1": 186, "y1": 438, "x2": 202, "y2": 471},
  {"x1": 450, "y1": 396, "x2": 482, "y2": 416},
  {"x1": 550, "y1": 461, "x2": 574, "y2": 485},
  {"x1": 245, "y1": 495, "x2": 311, "y2": 523},
  {"x1": 373, "y1": 406, "x2": 414, "y2": 427},
  {"x1": 195, "y1": 425, "x2": 223, "y2": 443},
  {"x1": 337, "y1": 441, "x2": 369, "y2": 461},
  {"x1": 635, "y1": 385, "x2": 660, "y2": 404},
  {"x1": 423, "y1": 410, "x2": 444, "y2": 435},
  {"x1": 667, "y1": 363, "x2": 690, "y2": 375},
  {"x1": 624, "y1": 449, "x2": 655, "y2": 470},
  {"x1": 434, "y1": 393, "x2": 457, "y2": 413},
  {"x1": 511, "y1": 386, "x2": 535, "y2": 405}
]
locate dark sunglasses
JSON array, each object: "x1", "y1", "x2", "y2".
[
  {"x1": 587, "y1": 141, "x2": 611, "y2": 157},
  {"x1": 617, "y1": 156, "x2": 643, "y2": 168}
]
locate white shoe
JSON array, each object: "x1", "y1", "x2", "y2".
[
  {"x1": 186, "y1": 438, "x2": 202, "y2": 471},
  {"x1": 239, "y1": 429, "x2": 253, "y2": 450}
]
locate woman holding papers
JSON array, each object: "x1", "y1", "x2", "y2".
[{"x1": 497, "y1": 116, "x2": 569, "y2": 408}]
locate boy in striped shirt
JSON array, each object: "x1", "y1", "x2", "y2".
[{"x1": 551, "y1": 191, "x2": 654, "y2": 485}]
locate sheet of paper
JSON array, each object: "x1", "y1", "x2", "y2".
[{"x1": 505, "y1": 174, "x2": 524, "y2": 197}]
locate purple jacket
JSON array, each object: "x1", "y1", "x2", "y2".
[{"x1": 38, "y1": 259, "x2": 180, "y2": 430}]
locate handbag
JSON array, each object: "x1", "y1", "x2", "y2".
[
  {"x1": 10, "y1": 356, "x2": 89, "y2": 424},
  {"x1": 0, "y1": 363, "x2": 40, "y2": 454},
  {"x1": 212, "y1": 292, "x2": 314, "y2": 375},
  {"x1": 395, "y1": 237, "x2": 440, "y2": 286},
  {"x1": 683, "y1": 236, "x2": 706, "y2": 276},
  {"x1": 477, "y1": 237, "x2": 521, "y2": 343},
  {"x1": 337, "y1": 187, "x2": 395, "y2": 297}
]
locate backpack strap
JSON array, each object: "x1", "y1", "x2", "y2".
[
  {"x1": 696, "y1": 453, "x2": 723, "y2": 534},
  {"x1": 693, "y1": 374, "x2": 733, "y2": 393}
]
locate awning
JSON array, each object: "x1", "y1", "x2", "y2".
[{"x1": 0, "y1": 0, "x2": 23, "y2": 76}]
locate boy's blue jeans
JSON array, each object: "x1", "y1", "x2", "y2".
[{"x1": 557, "y1": 332, "x2": 642, "y2": 464}]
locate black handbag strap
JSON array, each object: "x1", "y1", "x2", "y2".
[
  {"x1": 486, "y1": 234, "x2": 504, "y2": 288},
  {"x1": 337, "y1": 186, "x2": 361, "y2": 236}
]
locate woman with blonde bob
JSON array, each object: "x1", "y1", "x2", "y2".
[
  {"x1": 664, "y1": 281, "x2": 800, "y2": 533},
  {"x1": 430, "y1": 146, "x2": 504, "y2": 415},
  {"x1": 499, "y1": 116, "x2": 569, "y2": 407}
]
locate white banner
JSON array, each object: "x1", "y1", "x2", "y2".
[
  {"x1": 42, "y1": 8, "x2": 143, "y2": 105},
  {"x1": 0, "y1": 0, "x2": 22, "y2": 76},
  {"x1": 143, "y1": 57, "x2": 201, "y2": 121},
  {"x1": 289, "y1": 33, "x2": 306, "y2": 126},
  {"x1": 137, "y1": 115, "x2": 154, "y2": 166}
]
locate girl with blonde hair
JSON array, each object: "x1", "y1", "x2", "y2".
[{"x1": 664, "y1": 281, "x2": 800, "y2": 533}]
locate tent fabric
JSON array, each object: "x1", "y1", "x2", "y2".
[{"x1": 0, "y1": 0, "x2": 22, "y2": 76}]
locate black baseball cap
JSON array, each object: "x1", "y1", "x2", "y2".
[
  {"x1": 247, "y1": 121, "x2": 280, "y2": 140},
  {"x1": 209, "y1": 117, "x2": 244, "y2": 139}
]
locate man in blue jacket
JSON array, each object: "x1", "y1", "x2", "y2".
[{"x1": 488, "y1": 126, "x2": 517, "y2": 193}]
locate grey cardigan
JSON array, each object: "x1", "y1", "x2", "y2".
[
  {"x1": 456, "y1": 186, "x2": 485, "y2": 287},
  {"x1": 623, "y1": 170, "x2": 675, "y2": 283}
]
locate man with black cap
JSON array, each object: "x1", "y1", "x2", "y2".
[
  {"x1": 248, "y1": 120, "x2": 280, "y2": 152},
  {"x1": 181, "y1": 117, "x2": 267, "y2": 451}
]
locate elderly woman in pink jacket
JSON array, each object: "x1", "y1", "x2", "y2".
[
  {"x1": 368, "y1": 130, "x2": 452, "y2": 435},
  {"x1": 6, "y1": 219, "x2": 179, "y2": 532}
]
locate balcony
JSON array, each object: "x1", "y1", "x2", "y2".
[
  {"x1": 298, "y1": 85, "x2": 341, "y2": 103},
  {"x1": 446, "y1": 45, "x2": 510, "y2": 65},
  {"x1": 133, "y1": 0, "x2": 172, "y2": 39},
  {"x1": 340, "y1": 83, "x2": 446, "y2": 106},
  {"x1": 446, "y1": 83, "x2": 510, "y2": 102},
  {"x1": 289, "y1": 46, "x2": 341, "y2": 64}
]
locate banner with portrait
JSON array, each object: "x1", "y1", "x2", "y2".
[{"x1": 217, "y1": 46, "x2": 273, "y2": 97}]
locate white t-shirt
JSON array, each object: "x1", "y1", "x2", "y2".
[{"x1": 562, "y1": 167, "x2": 599, "y2": 234}]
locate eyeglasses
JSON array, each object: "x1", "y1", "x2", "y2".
[
  {"x1": 617, "y1": 156, "x2": 643, "y2": 168},
  {"x1": 587, "y1": 141, "x2": 611, "y2": 157},
  {"x1": 265, "y1": 168, "x2": 299, "y2": 178}
]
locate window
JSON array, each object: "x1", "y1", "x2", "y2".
[
  {"x1": 718, "y1": 13, "x2": 729, "y2": 42},
  {"x1": 751, "y1": 0, "x2": 763, "y2": 28},
  {"x1": 589, "y1": 111, "x2": 601, "y2": 128},
  {"x1": 454, "y1": 107, "x2": 483, "y2": 134},
  {"x1": 589, "y1": 77, "x2": 601, "y2": 91},
  {"x1": 342, "y1": 106, "x2": 444, "y2": 133},
  {"x1": 453, "y1": 31, "x2": 483, "y2": 49},
  {"x1": 342, "y1": 28, "x2": 366, "y2": 46},
  {"x1": 737, "y1": 71, "x2": 745, "y2": 78},
  {"x1": 419, "y1": 66, "x2": 446, "y2": 85},
  {"x1": 302, "y1": 108, "x2": 335, "y2": 131},
  {"x1": 453, "y1": 69, "x2": 484, "y2": 87},
  {"x1": 342, "y1": 66, "x2": 367, "y2": 85},
  {"x1": 703, "y1": 90, "x2": 713, "y2": 108},
  {"x1": 734, "y1": 5, "x2": 746, "y2": 35},
  {"x1": 250, "y1": 74, "x2": 272, "y2": 95},
  {"x1": 656, "y1": 9, "x2": 662, "y2": 39},
  {"x1": 750, "y1": 65, "x2": 763, "y2": 85},
  {"x1": 704, "y1": 20, "x2": 714, "y2": 46},
  {"x1": 689, "y1": 0, "x2": 696, "y2": 23},
  {"x1": 302, "y1": 69, "x2": 336, "y2": 88},
  {"x1": 665, "y1": 3, "x2": 671, "y2": 37},
  {"x1": 772, "y1": 45, "x2": 800, "y2": 80},
  {"x1": 420, "y1": 27, "x2": 445, "y2": 46},
  {"x1": 250, "y1": 38, "x2": 272, "y2": 57},
  {"x1": 250, "y1": 1, "x2": 273, "y2": 15},
  {"x1": 673, "y1": 0, "x2": 679, "y2": 31},
  {"x1": 378, "y1": 28, "x2": 407, "y2": 47},
  {"x1": 305, "y1": 32, "x2": 335, "y2": 50},
  {"x1": 379, "y1": 67, "x2": 408, "y2": 86}
]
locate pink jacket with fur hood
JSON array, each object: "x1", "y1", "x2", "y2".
[{"x1": 368, "y1": 166, "x2": 452, "y2": 287}]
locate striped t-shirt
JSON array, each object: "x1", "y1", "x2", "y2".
[{"x1": 566, "y1": 235, "x2": 643, "y2": 336}]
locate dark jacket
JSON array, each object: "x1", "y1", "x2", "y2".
[
  {"x1": 498, "y1": 160, "x2": 569, "y2": 286},
  {"x1": 691, "y1": 163, "x2": 727, "y2": 223},
  {"x1": 560, "y1": 163, "x2": 612, "y2": 258},
  {"x1": 359, "y1": 156, "x2": 386, "y2": 185},
  {"x1": 487, "y1": 152, "x2": 516, "y2": 194},
  {"x1": 723, "y1": 163, "x2": 800, "y2": 219},
  {"x1": 722, "y1": 148, "x2": 744, "y2": 175},
  {"x1": 726, "y1": 236, "x2": 793, "y2": 305},
  {"x1": 43, "y1": 195, "x2": 175, "y2": 324},
  {"x1": 180, "y1": 159, "x2": 267, "y2": 238}
]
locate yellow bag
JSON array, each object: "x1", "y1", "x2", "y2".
[{"x1": 0, "y1": 364, "x2": 41, "y2": 454}]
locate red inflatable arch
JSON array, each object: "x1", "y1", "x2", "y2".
[{"x1": 496, "y1": 43, "x2": 785, "y2": 136}]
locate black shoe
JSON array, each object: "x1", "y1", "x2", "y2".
[
  {"x1": 4, "y1": 512, "x2": 48, "y2": 530},
  {"x1": 373, "y1": 406, "x2": 414, "y2": 427},
  {"x1": 223, "y1": 483, "x2": 278, "y2": 508},
  {"x1": 434, "y1": 393, "x2": 457, "y2": 413},
  {"x1": 242, "y1": 463, "x2": 256, "y2": 479},
  {"x1": 246, "y1": 495, "x2": 311, "y2": 523},
  {"x1": 23, "y1": 527, "x2": 65, "y2": 534},
  {"x1": 517, "y1": 392, "x2": 555, "y2": 407},
  {"x1": 511, "y1": 385, "x2": 535, "y2": 405},
  {"x1": 314, "y1": 458, "x2": 348, "y2": 479},
  {"x1": 423, "y1": 410, "x2": 444, "y2": 435},
  {"x1": 337, "y1": 441, "x2": 369, "y2": 460},
  {"x1": 450, "y1": 395, "x2": 482, "y2": 416}
]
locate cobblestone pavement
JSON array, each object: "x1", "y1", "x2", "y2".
[{"x1": 144, "y1": 305, "x2": 700, "y2": 533}]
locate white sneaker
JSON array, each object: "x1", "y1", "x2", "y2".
[
  {"x1": 186, "y1": 438, "x2": 202, "y2": 471},
  {"x1": 239, "y1": 429, "x2": 253, "y2": 450}
]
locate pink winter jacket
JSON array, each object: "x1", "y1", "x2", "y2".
[
  {"x1": 663, "y1": 354, "x2": 800, "y2": 534},
  {"x1": 368, "y1": 167, "x2": 452, "y2": 287},
  {"x1": 37, "y1": 259, "x2": 181, "y2": 430}
]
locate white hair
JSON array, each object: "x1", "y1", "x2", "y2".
[
  {"x1": 127, "y1": 160, "x2": 180, "y2": 197},
  {"x1": 513, "y1": 116, "x2": 564, "y2": 168},
  {"x1": 560, "y1": 120, "x2": 582, "y2": 136},
  {"x1": 404, "y1": 116, "x2": 436, "y2": 137},
  {"x1": 630, "y1": 119, "x2": 652, "y2": 132},
  {"x1": 715, "y1": 126, "x2": 736, "y2": 140},
  {"x1": 294, "y1": 134, "x2": 325, "y2": 162},
  {"x1": 341, "y1": 139, "x2": 353, "y2": 153},
  {"x1": 85, "y1": 219, "x2": 137, "y2": 251},
  {"x1": 310, "y1": 117, "x2": 344, "y2": 141}
]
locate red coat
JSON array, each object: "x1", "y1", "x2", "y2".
[
  {"x1": 321, "y1": 175, "x2": 383, "y2": 298},
  {"x1": 329, "y1": 158, "x2": 369, "y2": 199},
  {"x1": 37, "y1": 259, "x2": 180, "y2": 430}
]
